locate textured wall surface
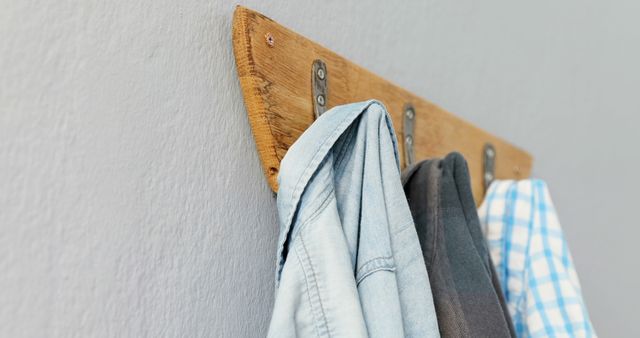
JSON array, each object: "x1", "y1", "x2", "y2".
[{"x1": 1, "y1": 0, "x2": 638, "y2": 336}]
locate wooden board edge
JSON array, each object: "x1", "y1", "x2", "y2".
[{"x1": 232, "y1": 6, "x2": 281, "y2": 191}]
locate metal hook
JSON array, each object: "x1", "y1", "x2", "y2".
[
  {"x1": 403, "y1": 104, "x2": 415, "y2": 167},
  {"x1": 312, "y1": 60, "x2": 328, "y2": 118},
  {"x1": 483, "y1": 143, "x2": 496, "y2": 192}
]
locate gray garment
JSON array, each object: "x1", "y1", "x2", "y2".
[{"x1": 402, "y1": 153, "x2": 515, "y2": 338}]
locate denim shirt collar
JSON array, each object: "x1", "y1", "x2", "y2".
[{"x1": 274, "y1": 100, "x2": 398, "y2": 283}]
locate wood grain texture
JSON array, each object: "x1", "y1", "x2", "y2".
[{"x1": 232, "y1": 5, "x2": 532, "y2": 203}]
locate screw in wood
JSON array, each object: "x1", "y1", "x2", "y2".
[{"x1": 265, "y1": 33, "x2": 275, "y2": 47}]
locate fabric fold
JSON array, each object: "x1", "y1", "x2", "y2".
[
  {"x1": 478, "y1": 179, "x2": 597, "y2": 338},
  {"x1": 268, "y1": 100, "x2": 439, "y2": 338},
  {"x1": 402, "y1": 153, "x2": 516, "y2": 338}
]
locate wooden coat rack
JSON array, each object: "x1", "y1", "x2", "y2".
[{"x1": 232, "y1": 6, "x2": 532, "y2": 203}]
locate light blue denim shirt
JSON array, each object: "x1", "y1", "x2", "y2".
[{"x1": 267, "y1": 100, "x2": 440, "y2": 338}]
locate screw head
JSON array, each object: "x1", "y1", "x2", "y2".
[
  {"x1": 486, "y1": 147, "x2": 495, "y2": 158},
  {"x1": 316, "y1": 94, "x2": 325, "y2": 106},
  {"x1": 485, "y1": 173, "x2": 494, "y2": 181},
  {"x1": 405, "y1": 108, "x2": 415, "y2": 120},
  {"x1": 265, "y1": 33, "x2": 275, "y2": 47},
  {"x1": 405, "y1": 135, "x2": 413, "y2": 146},
  {"x1": 316, "y1": 67, "x2": 325, "y2": 80}
]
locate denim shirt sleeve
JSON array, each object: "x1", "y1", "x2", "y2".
[{"x1": 268, "y1": 101, "x2": 440, "y2": 338}]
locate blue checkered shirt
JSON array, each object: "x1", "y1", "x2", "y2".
[{"x1": 478, "y1": 180, "x2": 596, "y2": 338}]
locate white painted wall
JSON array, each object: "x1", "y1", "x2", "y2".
[{"x1": 1, "y1": 0, "x2": 637, "y2": 336}]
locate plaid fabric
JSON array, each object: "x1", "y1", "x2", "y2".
[{"x1": 477, "y1": 180, "x2": 596, "y2": 338}]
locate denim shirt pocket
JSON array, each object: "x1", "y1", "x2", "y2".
[{"x1": 355, "y1": 256, "x2": 397, "y2": 285}]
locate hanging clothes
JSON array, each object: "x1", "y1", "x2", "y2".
[
  {"x1": 478, "y1": 180, "x2": 597, "y2": 338},
  {"x1": 402, "y1": 153, "x2": 516, "y2": 338},
  {"x1": 268, "y1": 100, "x2": 440, "y2": 338}
]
